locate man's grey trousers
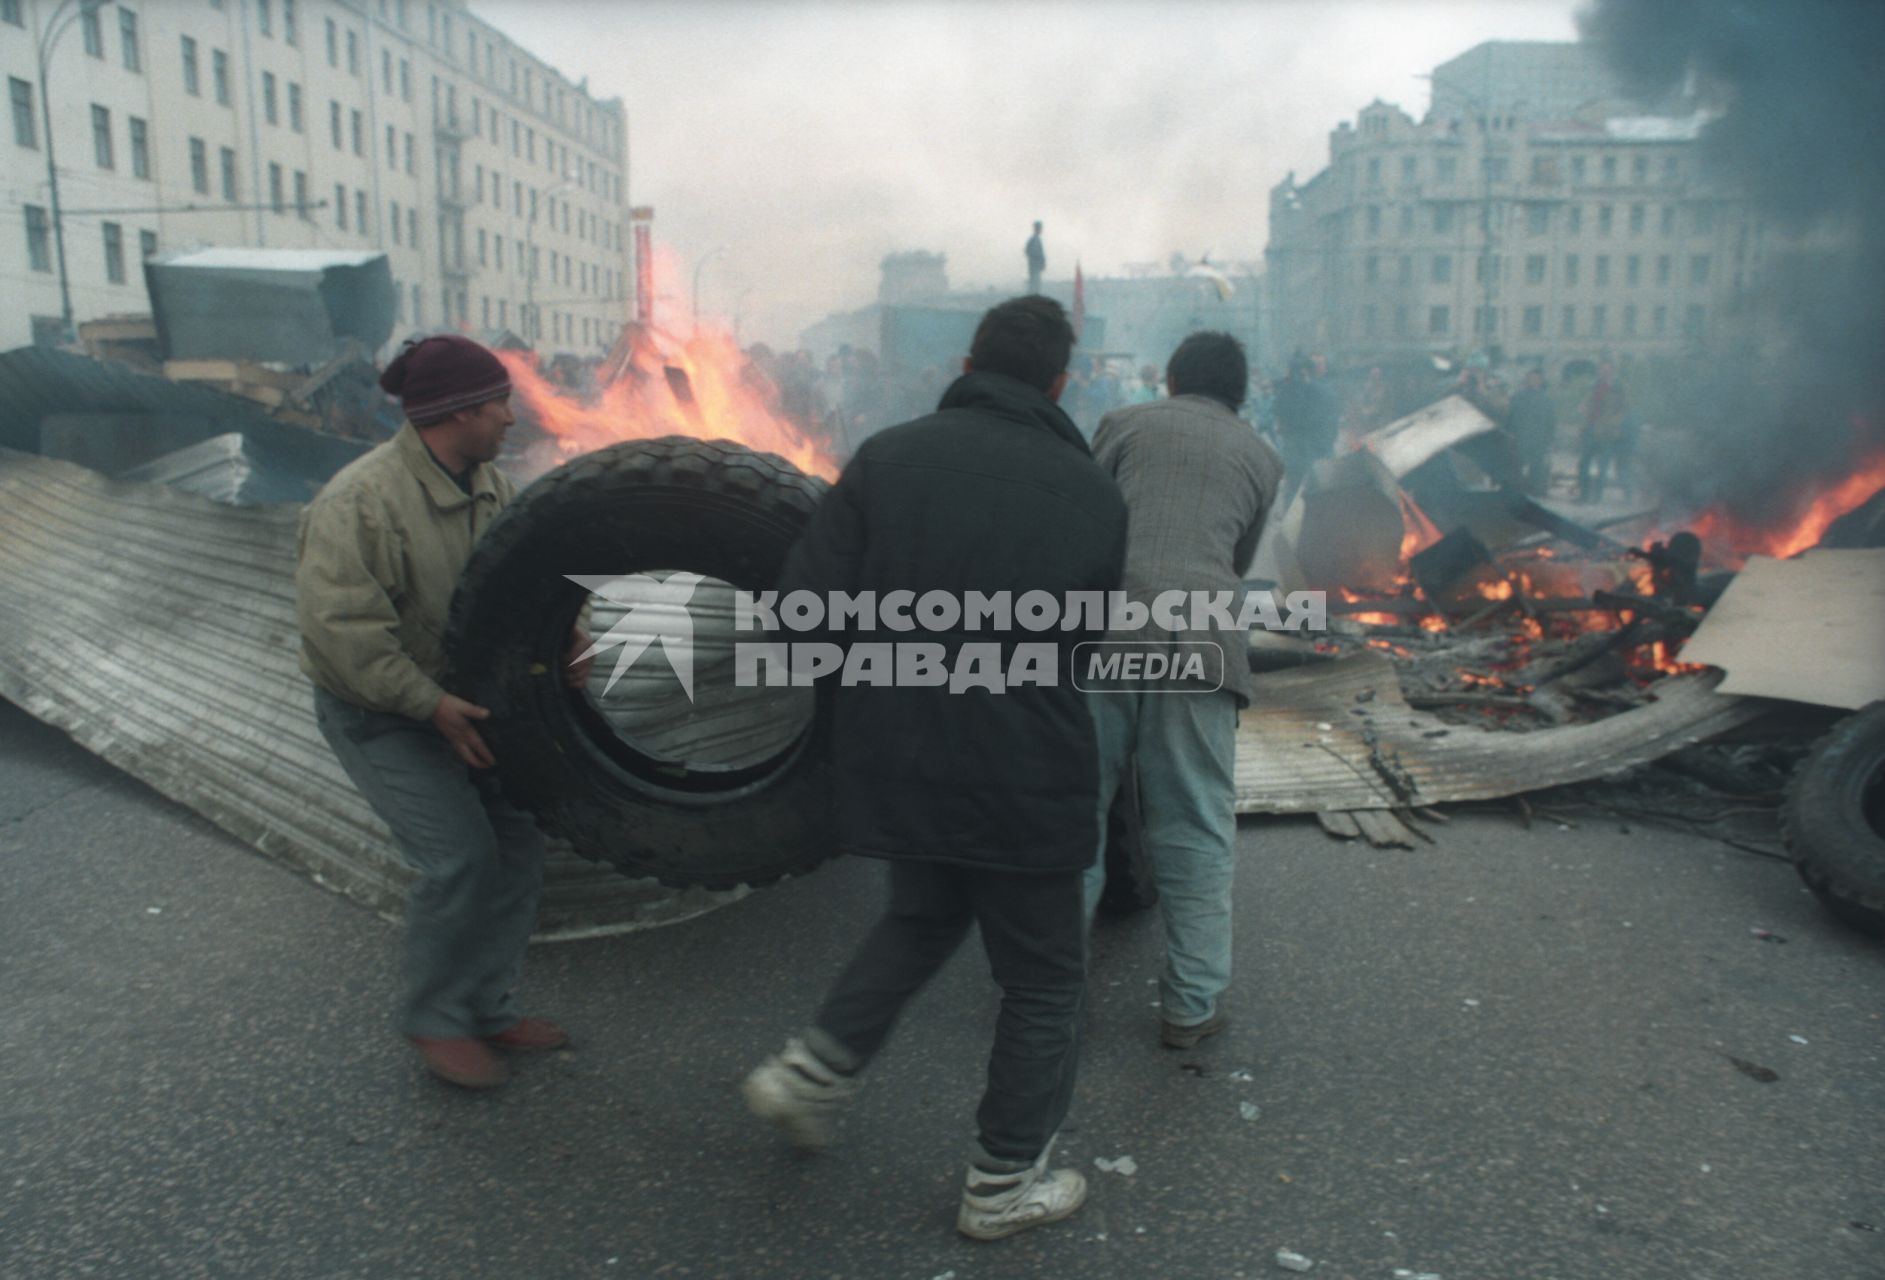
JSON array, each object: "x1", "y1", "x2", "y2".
[{"x1": 314, "y1": 687, "x2": 545, "y2": 1039}]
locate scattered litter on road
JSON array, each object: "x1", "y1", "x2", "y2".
[
  {"x1": 1278, "y1": 1173, "x2": 1294, "y2": 1183},
  {"x1": 929, "y1": 1271, "x2": 955, "y2": 1280},
  {"x1": 145, "y1": 907, "x2": 162, "y2": 915},
  {"x1": 1274, "y1": 1247, "x2": 1314, "y2": 1271},
  {"x1": 1094, "y1": 1156, "x2": 1138, "y2": 1177},
  {"x1": 1700, "y1": 1163, "x2": 1712, "y2": 1173},
  {"x1": 1241, "y1": 1102, "x2": 1262, "y2": 1122},
  {"x1": 1230, "y1": 1069, "x2": 1255, "y2": 1082},
  {"x1": 1750, "y1": 928, "x2": 1788, "y2": 943},
  {"x1": 1392, "y1": 1271, "x2": 1442, "y2": 1280},
  {"x1": 1462, "y1": 998, "x2": 1481, "y2": 1007},
  {"x1": 1789, "y1": 1034, "x2": 1810, "y2": 1045},
  {"x1": 1180, "y1": 1062, "x2": 1211, "y2": 1078}
]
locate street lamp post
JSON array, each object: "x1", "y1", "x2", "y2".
[
  {"x1": 691, "y1": 246, "x2": 725, "y2": 324},
  {"x1": 38, "y1": 0, "x2": 114, "y2": 345}
]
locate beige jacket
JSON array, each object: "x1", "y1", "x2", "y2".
[{"x1": 295, "y1": 423, "x2": 514, "y2": 719}]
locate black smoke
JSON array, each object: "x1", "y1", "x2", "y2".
[{"x1": 1579, "y1": 0, "x2": 1885, "y2": 526}]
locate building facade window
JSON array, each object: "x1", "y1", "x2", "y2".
[
  {"x1": 1591, "y1": 304, "x2": 1607, "y2": 337},
  {"x1": 102, "y1": 222, "x2": 125, "y2": 283},
  {"x1": 347, "y1": 30, "x2": 359, "y2": 74},
  {"x1": 330, "y1": 100, "x2": 341, "y2": 148},
  {"x1": 1623, "y1": 303, "x2": 1638, "y2": 335},
  {"x1": 355, "y1": 189, "x2": 367, "y2": 234},
  {"x1": 214, "y1": 50, "x2": 231, "y2": 105},
  {"x1": 190, "y1": 137, "x2": 208, "y2": 192},
  {"x1": 1428, "y1": 305, "x2": 1450, "y2": 336},
  {"x1": 335, "y1": 183, "x2": 348, "y2": 229},
  {"x1": 1522, "y1": 305, "x2": 1543, "y2": 336},
  {"x1": 1626, "y1": 254, "x2": 1641, "y2": 285},
  {"x1": 1431, "y1": 254, "x2": 1452, "y2": 284},
  {"x1": 257, "y1": 0, "x2": 272, "y2": 38},
  {"x1": 1526, "y1": 203, "x2": 1549, "y2": 235},
  {"x1": 1597, "y1": 205, "x2": 1613, "y2": 235},
  {"x1": 1568, "y1": 205, "x2": 1582, "y2": 235},
  {"x1": 1525, "y1": 254, "x2": 1546, "y2": 285},
  {"x1": 1654, "y1": 305, "x2": 1668, "y2": 334},
  {"x1": 294, "y1": 169, "x2": 309, "y2": 218},
  {"x1": 220, "y1": 146, "x2": 237, "y2": 200},
  {"x1": 262, "y1": 72, "x2": 277, "y2": 125},
  {"x1": 1629, "y1": 203, "x2": 1645, "y2": 234},
  {"x1": 181, "y1": 36, "x2": 200, "y2": 95},
  {"x1": 119, "y1": 8, "x2": 140, "y2": 71},
  {"x1": 352, "y1": 110, "x2": 364, "y2": 155},
  {"x1": 81, "y1": 5, "x2": 102, "y2": 57},
  {"x1": 288, "y1": 82, "x2": 303, "y2": 132},
  {"x1": 1657, "y1": 254, "x2": 1672, "y2": 284},
  {"x1": 1561, "y1": 306, "x2": 1576, "y2": 337},
  {"x1": 24, "y1": 204, "x2": 50, "y2": 272},
  {"x1": 1594, "y1": 255, "x2": 1609, "y2": 285},
  {"x1": 91, "y1": 104, "x2": 112, "y2": 169},
  {"x1": 390, "y1": 200, "x2": 401, "y2": 243},
  {"x1": 1, "y1": 1, "x2": 21, "y2": 26},
  {"x1": 9, "y1": 77, "x2": 33, "y2": 148},
  {"x1": 140, "y1": 229, "x2": 156, "y2": 260},
  {"x1": 269, "y1": 162, "x2": 284, "y2": 212},
  {"x1": 1691, "y1": 254, "x2": 1711, "y2": 285}
]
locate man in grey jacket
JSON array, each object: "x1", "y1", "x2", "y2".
[{"x1": 1084, "y1": 332, "x2": 1282, "y2": 1049}]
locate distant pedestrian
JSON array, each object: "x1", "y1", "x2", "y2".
[
  {"x1": 1272, "y1": 354, "x2": 1338, "y2": 499},
  {"x1": 1025, "y1": 220, "x2": 1046, "y2": 294},
  {"x1": 295, "y1": 335, "x2": 591, "y2": 1090},
  {"x1": 1507, "y1": 368, "x2": 1558, "y2": 496},
  {"x1": 742, "y1": 296, "x2": 1128, "y2": 1241},
  {"x1": 1578, "y1": 360, "x2": 1627, "y2": 502}
]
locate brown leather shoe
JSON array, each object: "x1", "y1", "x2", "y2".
[
  {"x1": 483, "y1": 1016, "x2": 569, "y2": 1052},
  {"x1": 1160, "y1": 1011, "x2": 1227, "y2": 1050},
  {"x1": 410, "y1": 1037, "x2": 507, "y2": 1088}
]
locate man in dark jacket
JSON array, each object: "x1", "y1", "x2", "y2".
[
  {"x1": 1507, "y1": 367, "x2": 1558, "y2": 495},
  {"x1": 1085, "y1": 332, "x2": 1282, "y2": 1050},
  {"x1": 743, "y1": 296, "x2": 1128, "y2": 1242}
]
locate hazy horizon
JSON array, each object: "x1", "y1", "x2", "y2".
[{"x1": 472, "y1": 0, "x2": 1580, "y2": 349}]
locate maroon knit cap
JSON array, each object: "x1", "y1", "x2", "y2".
[{"x1": 378, "y1": 334, "x2": 511, "y2": 425}]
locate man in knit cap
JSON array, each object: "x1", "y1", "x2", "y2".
[{"x1": 295, "y1": 334, "x2": 591, "y2": 1090}]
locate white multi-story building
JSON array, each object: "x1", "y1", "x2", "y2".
[
  {"x1": 1, "y1": 0, "x2": 632, "y2": 354},
  {"x1": 1261, "y1": 41, "x2": 1822, "y2": 376}
]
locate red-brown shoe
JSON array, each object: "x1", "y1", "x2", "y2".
[
  {"x1": 410, "y1": 1037, "x2": 507, "y2": 1089},
  {"x1": 483, "y1": 1017, "x2": 569, "y2": 1052}
]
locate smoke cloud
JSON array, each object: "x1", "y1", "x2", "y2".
[{"x1": 1580, "y1": 0, "x2": 1885, "y2": 524}]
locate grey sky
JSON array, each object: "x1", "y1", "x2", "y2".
[{"x1": 472, "y1": 0, "x2": 1580, "y2": 349}]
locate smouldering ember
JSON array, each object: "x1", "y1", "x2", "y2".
[{"x1": 496, "y1": 329, "x2": 839, "y2": 482}]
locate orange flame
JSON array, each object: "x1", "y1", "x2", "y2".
[
  {"x1": 1676, "y1": 445, "x2": 1885, "y2": 566},
  {"x1": 1398, "y1": 490, "x2": 1446, "y2": 563},
  {"x1": 497, "y1": 331, "x2": 839, "y2": 482}
]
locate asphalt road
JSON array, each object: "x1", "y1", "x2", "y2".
[{"x1": 3, "y1": 695, "x2": 1882, "y2": 1280}]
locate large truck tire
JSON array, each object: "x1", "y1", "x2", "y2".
[
  {"x1": 1783, "y1": 701, "x2": 1885, "y2": 939},
  {"x1": 445, "y1": 437, "x2": 836, "y2": 889}
]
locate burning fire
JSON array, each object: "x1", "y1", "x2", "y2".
[
  {"x1": 1397, "y1": 490, "x2": 1445, "y2": 562},
  {"x1": 1666, "y1": 443, "x2": 1885, "y2": 567},
  {"x1": 497, "y1": 330, "x2": 839, "y2": 482}
]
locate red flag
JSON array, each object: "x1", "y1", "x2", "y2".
[{"x1": 1072, "y1": 261, "x2": 1086, "y2": 341}]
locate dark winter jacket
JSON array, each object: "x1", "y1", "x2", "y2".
[{"x1": 779, "y1": 371, "x2": 1129, "y2": 874}]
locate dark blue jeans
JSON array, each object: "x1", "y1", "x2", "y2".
[{"x1": 812, "y1": 860, "x2": 1087, "y2": 1165}]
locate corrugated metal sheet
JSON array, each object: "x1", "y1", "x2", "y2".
[
  {"x1": 1234, "y1": 652, "x2": 1765, "y2": 813},
  {"x1": 0, "y1": 448, "x2": 740, "y2": 939}
]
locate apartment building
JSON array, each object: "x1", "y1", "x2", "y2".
[
  {"x1": 1, "y1": 0, "x2": 631, "y2": 354},
  {"x1": 1262, "y1": 41, "x2": 1784, "y2": 376}
]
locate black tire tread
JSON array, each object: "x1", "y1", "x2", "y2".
[{"x1": 1782, "y1": 700, "x2": 1885, "y2": 938}]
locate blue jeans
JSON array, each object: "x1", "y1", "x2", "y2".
[
  {"x1": 313, "y1": 687, "x2": 546, "y2": 1040},
  {"x1": 1083, "y1": 689, "x2": 1240, "y2": 1025}
]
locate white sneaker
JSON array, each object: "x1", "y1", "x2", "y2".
[
  {"x1": 741, "y1": 1037, "x2": 856, "y2": 1150},
  {"x1": 956, "y1": 1153, "x2": 1089, "y2": 1241}
]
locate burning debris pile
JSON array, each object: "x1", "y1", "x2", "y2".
[{"x1": 1258, "y1": 396, "x2": 1885, "y2": 737}]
